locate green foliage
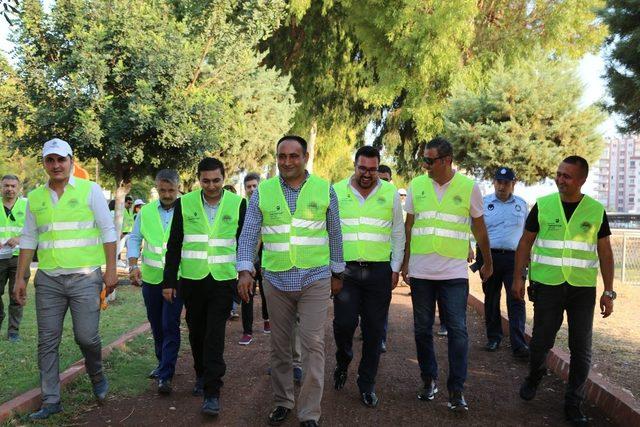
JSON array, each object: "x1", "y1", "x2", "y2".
[
  {"x1": 601, "y1": 0, "x2": 640, "y2": 133},
  {"x1": 444, "y1": 55, "x2": 605, "y2": 185}
]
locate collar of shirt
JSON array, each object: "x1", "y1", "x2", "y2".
[
  {"x1": 348, "y1": 175, "x2": 382, "y2": 203},
  {"x1": 47, "y1": 175, "x2": 76, "y2": 191},
  {"x1": 279, "y1": 170, "x2": 309, "y2": 191},
  {"x1": 490, "y1": 193, "x2": 515, "y2": 204},
  {"x1": 158, "y1": 201, "x2": 176, "y2": 213},
  {"x1": 200, "y1": 191, "x2": 220, "y2": 209}
]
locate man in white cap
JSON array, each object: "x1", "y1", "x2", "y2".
[{"x1": 13, "y1": 138, "x2": 118, "y2": 420}]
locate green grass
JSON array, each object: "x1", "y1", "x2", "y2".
[{"x1": 0, "y1": 284, "x2": 148, "y2": 404}]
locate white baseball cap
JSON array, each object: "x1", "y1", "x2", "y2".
[
  {"x1": 398, "y1": 188, "x2": 407, "y2": 195},
  {"x1": 133, "y1": 199, "x2": 145, "y2": 207},
  {"x1": 42, "y1": 138, "x2": 73, "y2": 158}
]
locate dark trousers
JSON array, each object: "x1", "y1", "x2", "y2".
[
  {"x1": 0, "y1": 256, "x2": 29, "y2": 335},
  {"x1": 141, "y1": 282, "x2": 183, "y2": 381},
  {"x1": 527, "y1": 282, "x2": 595, "y2": 406},
  {"x1": 483, "y1": 251, "x2": 527, "y2": 351},
  {"x1": 241, "y1": 270, "x2": 269, "y2": 335},
  {"x1": 411, "y1": 277, "x2": 469, "y2": 392},
  {"x1": 180, "y1": 274, "x2": 234, "y2": 398},
  {"x1": 333, "y1": 262, "x2": 392, "y2": 393}
]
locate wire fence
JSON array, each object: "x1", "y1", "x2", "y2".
[{"x1": 611, "y1": 230, "x2": 640, "y2": 285}]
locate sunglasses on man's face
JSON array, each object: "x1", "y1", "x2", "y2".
[{"x1": 422, "y1": 155, "x2": 448, "y2": 166}]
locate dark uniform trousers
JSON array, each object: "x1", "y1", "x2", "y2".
[
  {"x1": 180, "y1": 274, "x2": 235, "y2": 398},
  {"x1": 527, "y1": 282, "x2": 596, "y2": 406},
  {"x1": 333, "y1": 261, "x2": 392, "y2": 393},
  {"x1": 240, "y1": 265, "x2": 269, "y2": 335}
]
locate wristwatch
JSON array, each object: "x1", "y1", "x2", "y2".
[
  {"x1": 331, "y1": 271, "x2": 344, "y2": 281},
  {"x1": 603, "y1": 290, "x2": 617, "y2": 300}
]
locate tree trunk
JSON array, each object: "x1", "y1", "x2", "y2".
[
  {"x1": 113, "y1": 177, "x2": 131, "y2": 240},
  {"x1": 307, "y1": 119, "x2": 317, "y2": 173}
]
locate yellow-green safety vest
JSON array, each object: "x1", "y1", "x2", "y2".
[
  {"x1": 139, "y1": 201, "x2": 172, "y2": 284},
  {"x1": 259, "y1": 174, "x2": 330, "y2": 272},
  {"x1": 335, "y1": 178, "x2": 395, "y2": 262},
  {"x1": 27, "y1": 178, "x2": 105, "y2": 269},
  {"x1": 410, "y1": 173, "x2": 474, "y2": 259},
  {"x1": 122, "y1": 208, "x2": 134, "y2": 233},
  {"x1": 0, "y1": 198, "x2": 27, "y2": 256},
  {"x1": 179, "y1": 189, "x2": 242, "y2": 281},
  {"x1": 531, "y1": 193, "x2": 603, "y2": 287}
]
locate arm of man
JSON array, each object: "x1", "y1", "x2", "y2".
[
  {"x1": 237, "y1": 190, "x2": 262, "y2": 302},
  {"x1": 390, "y1": 191, "x2": 405, "y2": 289},
  {"x1": 327, "y1": 186, "x2": 345, "y2": 295},
  {"x1": 512, "y1": 230, "x2": 537, "y2": 301},
  {"x1": 91, "y1": 183, "x2": 118, "y2": 294},
  {"x1": 162, "y1": 200, "x2": 184, "y2": 302},
  {"x1": 597, "y1": 211, "x2": 614, "y2": 318},
  {"x1": 471, "y1": 215, "x2": 493, "y2": 282},
  {"x1": 127, "y1": 213, "x2": 143, "y2": 286},
  {"x1": 12, "y1": 200, "x2": 37, "y2": 305}
]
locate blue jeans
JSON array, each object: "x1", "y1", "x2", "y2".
[
  {"x1": 142, "y1": 282, "x2": 183, "y2": 381},
  {"x1": 410, "y1": 277, "x2": 469, "y2": 392}
]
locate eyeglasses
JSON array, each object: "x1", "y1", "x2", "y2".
[
  {"x1": 422, "y1": 155, "x2": 448, "y2": 166},
  {"x1": 356, "y1": 166, "x2": 379, "y2": 175}
]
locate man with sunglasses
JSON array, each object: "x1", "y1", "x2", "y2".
[
  {"x1": 402, "y1": 137, "x2": 492, "y2": 412},
  {"x1": 0, "y1": 175, "x2": 29, "y2": 342},
  {"x1": 332, "y1": 147, "x2": 405, "y2": 408}
]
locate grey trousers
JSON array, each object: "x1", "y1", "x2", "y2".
[
  {"x1": 34, "y1": 269, "x2": 104, "y2": 404},
  {"x1": 263, "y1": 277, "x2": 331, "y2": 423},
  {"x1": 0, "y1": 256, "x2": 30, "y2": 336}
]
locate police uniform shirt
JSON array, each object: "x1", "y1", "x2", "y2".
[{"x1": 483, "y1": 193, "x2": 528, "y2": 251}]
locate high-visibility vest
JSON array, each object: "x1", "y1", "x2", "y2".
[
  {"x1": 122, "y1": 208, "x2": 134, "y2": 233},
  {"x1": 179, "y1": 189, "x2": 241, "y2": 281},
  {"x1": 259, "y1": 174, "x2": 330, "y2": 272},
  {"x1": 0, "y1": 198, "x2": 27, "y2": 256},
  {"x1": 410, "y1": 173, "x2": 474, "y2": 259},
  {"x1": 335, "y1": 178, "x2": 394, "y2": 262},
  {"x1": 139, "y1": 201, "x2": 172, "y2": 284},
  {"x1": 27, "y1": 178, "x2": 105, "y2": 269},
  {"x1": 531, "y1": 193, "x2": 603, "y2": 287}
]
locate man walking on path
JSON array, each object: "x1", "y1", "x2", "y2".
[
  {"x1": 513, "y1": 156, "x2": 615, "y2": 426},
  {"x1": 479, "y1": 167, "x2": 529, "y2": 357},
  {"x1": 163, "y1": 158, "x2": 246, "y2": 417},
  {"x1": 332, "y1": 147, "x2": 405, "y2": 408},
  {"x1": 128, "y1": 169, "x2": 182, "y2": 394},
  {"x1": 237, "y1": 135, "x2": 344, "y2": 427},
  {"x1": 401, "y1": 137, "x2": 493, "y2": 412},
  {"x1": 0, "y1": 175, "x2": 29, "y2": 342},
  {"x1": 13, "y1": 138, "x2": 117, "y2": 420}
]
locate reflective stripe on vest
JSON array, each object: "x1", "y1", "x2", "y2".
[
  {"x1": 179, "y1": 189, "x2": 242, "y2": 281},
  {"x1": 530, "y1": 193, "x2": 603, "y2": 287},
  {"x1": 27, "y1": 178, "x2": 105, "y2": 269},
  {"x1": 0, "y1": 197, "x2": 27, "y2": 256},
  {"x1": 139, "y1": 201, "x2": 173, "y2": 285},
  {"x1": 335, "y1": 178, "x2": 395, "y2": 262},
  {"x1": 259, "y1": 175, "x2": 330, "y2": 272},
  {"x1": 410, "y1": 173, "x2": 474, "y2": 259}
]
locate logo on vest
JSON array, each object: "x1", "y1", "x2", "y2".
[
  {"x1": 186, "y1": 212, "x2": 199, "y2": 223},
  {"x1": 580, "y1": 221, "x2": 592, "y2": 232},
  {"x1": 453, "y1": 195, "x2": 462, "y2": 205},
  {"x1": 376, "y1": 196, "x2": 386, "y2": 205},
  {"x1": 307, "y1": 201, "x2": 319, "y2": 212},
  {"x1": 67, "y1": 198, "x2": 79, "y2": 208},
  {"x1": 222, "y1": 214, "x2": 232, "y2": 224},
  {"x1": 547, "y1": 218, "x2": 562, "y2": 231}
]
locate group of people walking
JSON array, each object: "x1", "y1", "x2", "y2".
[{"x1": 2, "y1": 134, "x2": 615, "y2": 427}]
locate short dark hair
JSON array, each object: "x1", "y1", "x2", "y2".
[
  {"x1": 562, "y1": 155, "x2": 589, "y2": 178},
  {"x1": 155, "y1": 169, "x2": 179, "y2": 185},
  {"x1": 354, "y1": 146, "x2": 380, "y2": 163},
  {"x1": 425, "y1": 136, "x2": 453, "y2": 158},
  {"x1": 277, "y1": 135, "x2": 307, "y2": 154},
  {"x1": 125, "y1": 195, "x2": 133, "y2": 202},
  {"x1": 197, "y1": 157, "x2": 225, "y2": 178},
  {"x1": 244, "y1": 172, "x2": 261, "y2": 184},
  {"x1": 108, "y1": 199, "x2": 115, "y2": 210},
  {"x1": 1, "y1": 174, "x2": 19, "y2": 182},
  {"x1": 378, "y1": 164, "x2": 392, "y2": 177}
]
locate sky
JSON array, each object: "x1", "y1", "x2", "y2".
[{"x1": 0, "y1": 12, "x2": 620, "y2": 201}]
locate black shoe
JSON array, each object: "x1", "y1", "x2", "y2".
[
  {"x1": 417, "y1": 379, "x2": 438, "y2": 401},
  {"x1": 158, "y1": 379, "x2": 172, "y2": 394},
  {"x1": 519, "y1": 377, "x2": 540, "y2": 401},
  {"x1": 268, "y1": 406, "x2": 291, "y2": 426},
  {"x1": 484, "y1": 341, "x2": 499, "y2": 352},
  {"x1": 448, "y1": 391, "x2": 468, "y2": 412},
  {"x1": 148, "y1": 367, "x2": 160, "y2": 379},
  {"x1": 361, "y1": 392, "x2": 379, "y2": 408},
  {"x1": 565, "y1": 404, "x2": 589, "y2": 426},
  {"x1": 300, "y1": 421, "x2": 319, "y2": 427},
  {"x1": 192, "y1": 377, "x2": 204, "y2": 396},
  {"x1": 201, "y1": 397, "x2": 220, "y2": 416},
  {"x1": 380, "y1": 341, "x2": 387, "y2": 353},
  {"x1": 29, "y1": 403, "x2": 63, "y2": 420},
  {"x1": 513, "y1": 347, "x2": 530, "y2": 359},
  {"x1": 334, "y1": 368, "x2": 348, "y2": 390}
]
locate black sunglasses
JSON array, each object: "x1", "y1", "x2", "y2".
[{"x1": 422, "y1": 155, "x2": 448, "y2": 165}]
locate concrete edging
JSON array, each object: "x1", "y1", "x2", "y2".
[
  {"x1": 0, "y1": 322, "x2": 151, "y2": 423},
  {"x1": 467, "y1": 292, "x2": 640, "y2": 426}
]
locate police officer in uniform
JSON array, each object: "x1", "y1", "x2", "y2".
[
  {"x1": 480, "y1": 167, "x2": 529, "y2": 357},
  {"x1": 513, "y1": 156, "x2": 615, "y2": 426}
]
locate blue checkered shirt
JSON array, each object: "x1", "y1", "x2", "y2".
[{"x1": 237, "y1": 173, "x2": 345, "y2": 291}]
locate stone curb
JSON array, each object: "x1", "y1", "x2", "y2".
[
  {"x1": 0, "y1": 322, "x2": 151, "y2": 423},
  {"x1": 467, "y1": 292, "x2": 639, "y2": 426}
]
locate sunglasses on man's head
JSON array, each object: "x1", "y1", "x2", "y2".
[{"x1": 422, "y1": 155, "x2": 448, "y2": 166}]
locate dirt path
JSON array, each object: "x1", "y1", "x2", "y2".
[{"x1": 73, "y1": 287, "x2": 614, "y2": 426}]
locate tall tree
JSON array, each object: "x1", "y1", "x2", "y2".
[
  {"x1": 444, "y1": 55, "x2": 605, "y2": 184},
  {"x1": 601, "y1": 0, "x2": 640, "y2": 133}
]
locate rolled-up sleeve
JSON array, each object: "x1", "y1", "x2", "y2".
[
  {"x1": 390, "y1": 192, "x2": 406, "y2": 272},
  {"x1": 19, "y1": 201, "x2": 38, "y2": 250},
  {"x1": 126, "y1": 213, "x2": 143, "y2": 259},
  {"x1": 237, "y1": 190, "x2": 262, "y2": 272},
  {"x1": 90, "y1": 183, "x2": 117, "y2": 243},
  {"x1": 327, "y1": 186, "x2": 345, "y2": 273}
]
